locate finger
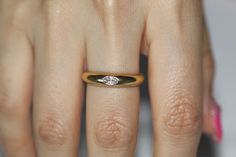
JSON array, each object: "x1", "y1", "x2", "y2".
[
  {"x1": 0, "y1": 10, "x2": 35, "y2": 157},
  {"x1": 32, "y1": 2, "x2": 85, "y2": 156},
  {"x1": 202, "y1": 19, "x2": 222, "y2": 143},
  {"x1": 85, "y1": 1, "x2": 146, "y2": 156},
  {"x1": 147, "y1": 0, "x2": 204, "y2": 156}
]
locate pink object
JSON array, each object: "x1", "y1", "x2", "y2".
[{"x1": 212, "y1": 103, "x2": 223, "y2": 143}]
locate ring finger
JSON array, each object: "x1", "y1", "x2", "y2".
[{"x1": 84, "y1": 1, "x2": 147, "y2": 156}]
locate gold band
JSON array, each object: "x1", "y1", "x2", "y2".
[{"x1": 82, "y1": 72, "x2": 144, "y2": 88}]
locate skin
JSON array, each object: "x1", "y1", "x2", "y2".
[{"x1": 0, "y1": 0, "x2": 218, "y2": 157}]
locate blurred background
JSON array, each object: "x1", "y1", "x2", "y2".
[{"x1": 1, "y1": 0, "x2": 235, "y2": 156}]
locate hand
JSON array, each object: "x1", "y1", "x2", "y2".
[{"x1": 0, "y1": 0, "x2": 222, "y2": 157}]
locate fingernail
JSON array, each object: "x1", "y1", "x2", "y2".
[{"x1": 212, "y1": 103, "x2": 223, "y2": 143}]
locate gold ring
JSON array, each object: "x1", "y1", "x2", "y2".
[{"x1": 82, "y1": 72, "x2": 144, "y2": 88}]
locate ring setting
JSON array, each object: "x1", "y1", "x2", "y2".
[{"x1": 99, "y1": 76, "x2": 120, "y2": 86}]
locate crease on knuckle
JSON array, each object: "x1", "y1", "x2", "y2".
[
  {"x1": 38, "y1": 116, "x2": 66, "y2": 145},
  {"x1": 163, "y1": 92, "x2": 202, "y2": 136},
  {"x1": 94, "y1": 115, "x2": 134, "y2": 150}
]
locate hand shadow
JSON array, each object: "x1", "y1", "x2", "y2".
[{"x1": 198, "y1": 134, "x2": 217, "y2": 157}]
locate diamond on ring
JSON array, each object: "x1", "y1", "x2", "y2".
[{"x1": 101, "y1": 76, "x2": 119, "y2": 85}]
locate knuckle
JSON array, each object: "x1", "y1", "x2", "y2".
[
  {"x1": 2, "y1": 1, "x2": 29, "y2": 29},
  {"x1": 0, "y1": 76, "x2": 29, "y2": 116},
  {"x1": 0, "y1": 91, "x2": 23, "y2": 115},
  {"x1": 93, "y1": 0, "x2": 122, "y2": 7},
  {"x1": 162, "y1": 92, "x2": 202, "y2": 136},
  {"x1": 37, "y1": 116, "x2": 67, "y2": 145},
  {"x1": 94, "y1": 115, "x2": 134, "y2": 149},
  {"x1": 39, "y1": 0, "x2": 75, "y2": 39},
  {"x1": 40, "y1": 0, "x2": 70, "y2": 24},
  {"x1": 41, "y1": 0, "x2": 68, "y2": 14},
  {"x1": 92, "y1": 0, "x2": 131, "y2": 13}
]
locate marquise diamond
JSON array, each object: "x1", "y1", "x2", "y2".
[{"x1": 102, "y1": 76, "x2": 119, "y2": 85}]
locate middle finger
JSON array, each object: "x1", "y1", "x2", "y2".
[{"x1": 32, "y1": 1, "x2": 86, "y2": 156}]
